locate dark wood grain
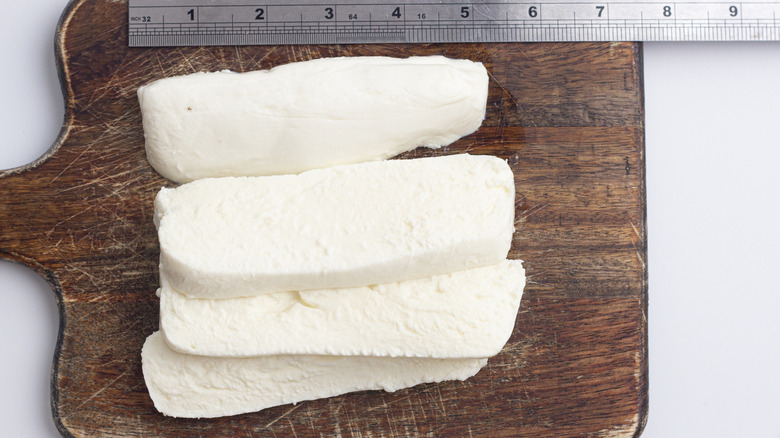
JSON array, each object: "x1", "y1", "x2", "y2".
[{"x1": 0, "y1": 0, "x2": 647, "y2": 436}]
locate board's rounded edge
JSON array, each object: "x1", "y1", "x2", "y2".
[
  {"x1": 24, "y1": 4, "x2": 82, "y2": 437},
  {"x1": 634, "y1": 41, "x2": 649, "y2": 438},
  {"x1": 0, "y1": 0, "x2": 80, "y2": 180},
  {"x1": 0, "y1": 251, "x2": 72, "y2": 437},
  {"x1": 43, "y1": 268, "x2": 73, "y2": 438}
]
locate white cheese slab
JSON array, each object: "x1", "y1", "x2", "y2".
[
  {"x1": 160, "y1": 260, "x2": 525, "y2": 358},
  {"x1": 137, "y1": 56, "x2": 488, "y2": 182},
  {"x1": 141, "y1": 331, "x2": 487, "y2": 418},
  {"x1": 154, "y1": 154, "x2": 516, "y2": 299}
]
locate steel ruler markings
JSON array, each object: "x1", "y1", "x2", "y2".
[{"x1": 128, "y1": 1, "x2": 780, "y2": 46}]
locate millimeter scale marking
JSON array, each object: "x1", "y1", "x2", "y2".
[{"x1": 129, "y1": 1, "x2": 780, "y2": 46}]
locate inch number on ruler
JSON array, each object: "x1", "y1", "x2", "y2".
[{"x1": 128, "y1": 1, "x2": 780, "y2": 46}]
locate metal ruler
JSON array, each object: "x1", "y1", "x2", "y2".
[{"x1": 129, "y1": 0, "x2": 780, "y2": 46}]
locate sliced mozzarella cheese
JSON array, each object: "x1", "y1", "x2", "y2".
[
  {"x1": 160, "y1": 260, "x2": 524, "y2": 358},
  {"x1": 137, "y1": 56, "x2": 488, "y2": 182},
  {"x1": 142, "y1": 331, "x2": 487, "y2": 418},
  {"x1": 154, "y1": 154, "x2": 515, "y2": 299}
]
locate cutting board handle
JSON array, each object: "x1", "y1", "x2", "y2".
[{"x1": 0, "y1": 0, "x2": 78, "y2": 266}]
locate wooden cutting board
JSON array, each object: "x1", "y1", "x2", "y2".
[{"x1": 0, "y1": 0, "x2": 647, "y2": 436}]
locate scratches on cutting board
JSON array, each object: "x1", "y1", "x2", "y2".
[
  {"x1": 487, "y1": 63, "x2": 535, "y2": 128},
  {"x1": 263, "y1": 404, "x2": 303, "y2": 430},
  {"x1": 627, "y1": 218, "x2": 646, "y2": 270},
  {"x1": 233, "y1": 46, "x2": 244, "y2": 72},
  {"x1": 74, "y1": 369, "x2": 130, "y2": 411},
  {"x1": 591, "y1": 411, "x2": 640, "y2": 437},
  {"x1": 49, "y1": 136, "x2": 99, "y2": 185},
  {"x1": 153, "y1": 52, "x2": 167, "y2": 78},
  {"x1": 176, "y1": 47, "x2": 199, "y2": 74}
]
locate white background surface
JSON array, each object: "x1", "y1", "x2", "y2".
[{"x1": 1, "y1": 1, "x2": 779, "y2": 436}]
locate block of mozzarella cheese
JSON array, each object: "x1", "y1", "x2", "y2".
[
  {"x1": 154, "y1": 154, "x2": 515, "y2": 299},
  {"x1": 137, "y1": 56, "x2": 489, "y2": 182},
  {"x1": 160, "y1": 260, "x2": 525, "y2": 358},
  {"x1": 142, "y1": 331, "x2": 487, "y2": 418}
]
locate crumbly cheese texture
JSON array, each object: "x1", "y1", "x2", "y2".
[
  {"x1": 142, "y1": 331, "x2": 487, "y2": 418},
  {"x1": 160, "y1": 260, "x2": 524, "y2": 358},
  {"x1": 154, "y1": 154, "x2": 515, "y2": 299},
  {"x1": 137, "y1": 56, "x2": 489, "y2": 182}
]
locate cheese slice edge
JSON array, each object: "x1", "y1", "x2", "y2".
[
  {"x1": 155, "y1": 154, "x2": 516, "y2": 298},
  {"x1": 137, "y1": 55, "x2": 488, "y2": 182},
  {"x1": 160, "y1": 260, "x2": 525, "y2": 358},
  {"x1": 142, "y1": 331, "x2": 487, "y2": 418}
]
